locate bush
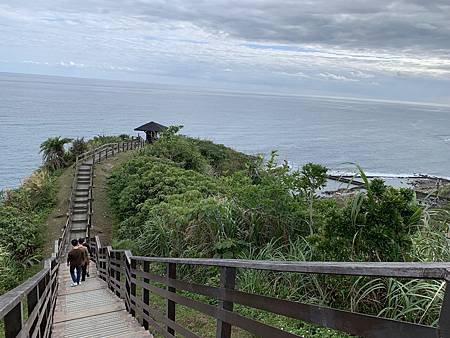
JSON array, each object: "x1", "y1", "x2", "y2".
[
  {"x1": 0, "y1": 168, "x2": 57, "y2": 295},
  {"x1": 69, "y1": 137, "x2": 88, "y2": 161},
  {"x1": 311, "y1": 178, "x2": 422, "y2": 261},
  {"x1": 107, "y1": 134, "x2": 450, "y2": 329}
]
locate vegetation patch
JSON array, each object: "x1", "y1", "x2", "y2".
[{"x1": 108, "y1": 127, "x2": 450, "y2": 335}]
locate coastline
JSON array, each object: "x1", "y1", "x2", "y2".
[{"x1": 326, "y1": 172, "x2": 450, "y2": 205}]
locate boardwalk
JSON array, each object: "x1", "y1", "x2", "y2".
[{"x1": 52, "y1": 265, "x2": 150, "y2": 338}]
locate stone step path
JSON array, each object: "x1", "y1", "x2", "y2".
[{"x1": 52, "y1": 265, "x2": 151, "y2": 338}]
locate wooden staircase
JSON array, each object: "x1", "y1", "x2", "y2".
[{"x1": 69, "y1": 161, "x2": 94, "y2": 241}]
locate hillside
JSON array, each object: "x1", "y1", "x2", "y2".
[{"x1": 106, "y1": 127, "x2": 450, "y2": 336}]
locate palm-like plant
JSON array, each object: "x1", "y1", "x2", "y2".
[{"x1": 40, "y1": 137, "x2": 72, "y2": 171}]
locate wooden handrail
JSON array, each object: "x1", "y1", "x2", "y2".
[
  {"x1": 129, "y1": 257, "x2": 450, "y2": 280},
  {"x1": 90, "y1": 235, "x2": 450, "y2": 338}
]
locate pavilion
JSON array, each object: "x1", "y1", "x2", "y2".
[{"x1": 134, "y1": 121, "x2": 167, "y2": 143}]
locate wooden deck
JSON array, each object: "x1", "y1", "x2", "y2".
[{"x1": 52, "y1": 264, "x2": 151, "y2": 338}]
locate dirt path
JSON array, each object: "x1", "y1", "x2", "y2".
[{"x1": 91, "y1": 151, "x2": 136, "y2": 244}]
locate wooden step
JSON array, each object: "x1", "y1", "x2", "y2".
[
  {"x1": 72, "y1": 208, "x2": 87, "y2": 217},
  {"x1": 74, "y1": 197, "x2": 90, "y2": 203},
  {"x1": 75, "y1": 192, "x2": 89, "y2": 197},
  {"x1": 72, "y1": 214, "x2": 87, "y2": 222},
  {"x1": 72, "y1": 205, "x2": 88, "y2": 211}
]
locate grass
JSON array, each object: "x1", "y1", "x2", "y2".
[
  {"x1": 43, "y1": 166, "x2": 74, "y2": 256},
  {"x1": 91, "y1": 150, "x2": 137, "y2": 244},
  {"x1": 127, "y1": 263, "x2": 352, "y2": 338}
]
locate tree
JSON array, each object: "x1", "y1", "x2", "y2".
[
  {"x1": 69, "y1": 138, "x2": 88, "y2": 161},
  {"x1": 292, "y1": 163, "x2": 328, "y2": 235},
  {"x1": 40, "y1": 137, "x2": 72, "y2": 171}
]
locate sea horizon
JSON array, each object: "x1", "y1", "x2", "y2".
[{"x1": 1, "y1": 72, "x2": 450, "y2": 189}]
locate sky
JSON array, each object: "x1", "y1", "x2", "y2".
[{"x1": 1, "y1": 0, "x2": 449, "y2": 103}]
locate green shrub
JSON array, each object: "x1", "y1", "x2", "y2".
[
  {"x1": 0, "y1": 168, "x2": 57, "y2": 295},
  {"x1": 107, "y1": 133, "x2": 450, "y2": 328},
  {"x1": 311, "y1": 178, "x2": 422, "y2": 261}
]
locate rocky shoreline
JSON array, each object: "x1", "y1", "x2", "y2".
[{"x1": 326, "y1": 174, "x2": 450, "y2": 206}]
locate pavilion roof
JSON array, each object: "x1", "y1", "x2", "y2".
[{"x1": 134, "y1": 121, "x2": 167, "y2": 132}]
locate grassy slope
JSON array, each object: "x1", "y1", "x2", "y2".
[
  {"x1": 104, "y1": 139, "x2": 352, "y2": 338},
  {"x1": 43, "y1": 167, "x2": 73, "y2": 256},
  {"x1": 91, "y1": 150, "x2": 137, "y2": 244}
]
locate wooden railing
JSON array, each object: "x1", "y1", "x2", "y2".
[
  {"x1": 75, "y1": 137, "x2": 145, "y2": 165},
  {"x1": 90, "y1": 235, "x2": 450, "y2": 338},
  {"x1": 0, "y1": 230, "x2": 65, "y2": 337},
  {"x1": 0, "y1": 136, "x2": 145, "y2": 338}
]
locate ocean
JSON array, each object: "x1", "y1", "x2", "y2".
[{"x1": 1, "y1": 72, "x2": 450, "y2": 190}]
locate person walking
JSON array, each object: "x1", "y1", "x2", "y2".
[
  {"x1": 67, "y1": 239, "x2": 84, "y2": 287},
  {"x1": 78, "y1": 237, "x2": 91, "y2": 281}
]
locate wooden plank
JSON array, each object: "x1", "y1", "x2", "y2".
[{"x1": 132, "y1": 257, "x2": 450, "y2": 279}]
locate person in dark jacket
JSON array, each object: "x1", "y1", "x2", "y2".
[
  {"x1": 67, "y1": 239, "x2": 86, "y2": 287},
  {"x1": 78, "y1": 238, "x2": 91, "y2": 281}
]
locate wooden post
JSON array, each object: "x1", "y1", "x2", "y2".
[
  {"x1": 4, "y1": 302, "x2": 23, "y2": 338},
  {"x1": 27, "y1": 285, "x2": 38, "y2": 318},
  {"x1": 167, "y1": 263, "x2": 176, "y2": 335},
  {"x1": 438, "y1": 279, "x2": 450, "y2": 337},
  {"x1": 107, "y1": 247, "x2": 113, "y2": 292},
  {"x1": 125, "y1": 255, "x2": 131, "y2": 312},
  {"x1": 115, "y1": 252, "x2": 121, "y2": 298},
  {"x1": 142, "y1": 261, "x2": 150, "y2": 330},
  {"x1": 130, "y1": 258, "x2": 137, "y2": 317},
  {"x1": 216, "y1": 267, "x2": 236, "y2": 338}
]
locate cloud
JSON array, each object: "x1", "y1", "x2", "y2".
[
  {"x1": 41, "y1": 0, "x2": 447, "y2": 53},
  {"x1": 318, "y1": 72, "x2": 358, "y2": 82},
  {"x1": 0, "y1": 1, "x2": 449, "y2": 101}
]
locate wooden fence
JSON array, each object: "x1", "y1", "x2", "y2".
[
  {"x1": 0, "y1": 230, "x2": 64, "y2": 337},
  {"x1": 91, "y1": 235, "x2": 450, "y2": 338},
  {"x1": 0, "y1": 137, "x2": 145, "y2": 338}
]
